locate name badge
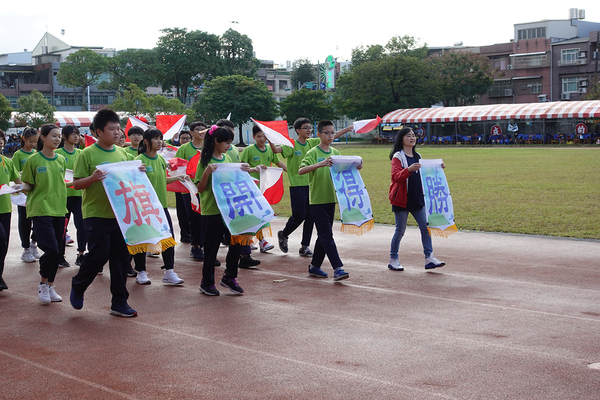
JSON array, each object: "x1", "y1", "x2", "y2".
[
  {"x1": 294, "y1": 151, "x2": 302, "y2": 156},
  {"x1": 146, "y1": 165, "x2": 154, "y2": 172},
  {"x1": 36, "y1": 166, "x2": 47, "y2": 173},
  {"x1": 253, "y1": 156, "x2": 260, "y2": 161}
]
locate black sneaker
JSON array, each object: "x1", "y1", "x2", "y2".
[
  {"x1": 127, "y1": 266, "x2": 138, "y2": 277},
  {"x1": 220, "y1": 275, "x2": 244, "y2": 294},
  {"x1": 58, "y1": 258, "x2": 70, "y2": 268},
  {"x1": 0, "y1": 276, "x2": 7, "y2": 291},
  {"x1": 200, "y1": 281, "x2": 220, "y2": 296},
  {"x1": 239, "y1": 254, "x2": 261, "y2": 269},
  {"x1": 75, "y1": 254, "x2": 84, "y2": 266},
  {"x1": 110, "y1": 303, "x2": 138, "y2": 317},
  {"x1": 278, "y1": 230, "x2": 288, "y2": 253},
  {"x1": 299, "y1": 246, "x2": 314, "y2": 257},
  {"x1": 214, "y1": 259, "x2": 221, "y2": 266},
  {"x1": 190, "y1": 246, "x2": 204, "y2": 261}
]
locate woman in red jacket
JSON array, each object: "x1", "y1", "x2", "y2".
[{"x1": 388, "y1": 127, "x2": 445, "y2": 271}]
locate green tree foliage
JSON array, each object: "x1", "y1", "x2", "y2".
[
  {"x1": 279, "y1": 89, "x2": 337, "y2": 125},
  {"x1": 290, "y1": 58, "x2": 317, "y2": 90},
  {"x1": 220, "y1": 29, "x2": 260, "y2": 77},
  {"x1": 15, "y1": 90, "x2": 56, "y2": 128},
  {"x1": 583, "y1": 76, "x2": 600, "y2": 100},
  {"x1": 428, "y1": 51, "x2": 495, "y2": 106},
  {"x1": 56, "y1": 48, "x2": 108, "y2": 110},
  {"x1": 101, "y1": 48, "x2": 163, "y2": 93},
  {"x1": 156, "y1": 28, "x2": 222, "y2": 104},
  {"x1": 0, "y1": 94, "x2": 13, "y2": 131},
  {"x1": 111, "y1": 84, "x2": 185, "y2": 122},
  {"x1": 192, "y1": 75, "x2": 278, "y2": 145}
]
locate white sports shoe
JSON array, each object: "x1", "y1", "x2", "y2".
[
  {"x1": 38, "y1": 283, "x2": 51, "y2": 304},
  {"x1": 388, "y1": 258, "x2": 404, "y2": 271},
  {"x1": 425, "y1": 255, "x2": 446, "y2": 270},
  {"x1": 30, "y1": 242, "x2": 41, "y2": 259},
  {"x1": 48, "y1": 285, "x2": 63, "y2": 302},
  {"x1": 135, "y1": 270, "x2": 151, "y2": 285},
  {"x1": 259, "y1": 239, "x2": 274, "y2": 253},
  {"x1": 162, "y1": 269, "x2": 184, "y2": 285},
  {"x1": 21, "y1": 248, "x2": 36, "y2": 263}
]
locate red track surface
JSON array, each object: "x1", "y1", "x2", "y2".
[{"x1": 1, "y1": 210, "x2": 599, "y2": 399}]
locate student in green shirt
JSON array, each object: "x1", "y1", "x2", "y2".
[
  {"x1": 70, "y1": 109, "x2": 141, "y2": 318},
  {"x1": 125, "y1": 126, "x2": 144, "y2": 158},
  {"x1": 56, "y1": 125, "x2": 85, "y2": 268},
  {"x1": 13, "y1": 127, "x2": 41, "y2": 263},
  {"x1": 299, "y1": 120, "x2": 362, "y2": 282},
  {"x1": 133, "y1": 128, "x2": 187, "y2": 286},
  {"x1": 0, "y1": 129, "x2": 23, "y2": 291},
  {"x1": 270, "y1": 118, "x2": 351, "y2": 257},
  {"x1": 21, "y1": 124, "x2": 68, "y2": 304}
]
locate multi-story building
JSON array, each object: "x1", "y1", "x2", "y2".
[{"x1": 256, "y1": 60, "x2": 292, "y2": 103}]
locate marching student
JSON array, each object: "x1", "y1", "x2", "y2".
[
  {"x1": 133, "y1": 128, "x2": 186, "y2": 286},
  {"x1": 298, "y1": 120, "x2": 357, "y2": 281},
  {"x1": 388, "y1": 127, "x2": 445, "y2": 271},
  {"x1": 13, "y1": 127, "x2": 41, "y2": 263},
  {"x1": 124, "y1": 126, "x2": 144, "y2": 158},
  {"x1": 56, "y1": 125, "x2": 86, "y2": 267},
  {"x1": 194, "y1": 126, "x2": 257, "y2": 296},
  {"x1": 21, "y1": 124, "x2": 68, "y2": 304},
  {"x1": 174, "y1": 130, "x2": 192, "y2": 243},
  {"x1": 240, "y1": 125, "x2": 287, "y2": 253},
  {"x1": 70, "y1": 109, "x2": 139, "y2": 317},
  {"x1": 0, "y1": 129, "x2": 22, "y2": 291},
  {"x1": 270, "y1": 118, "x2": 351, "y2": 257}
]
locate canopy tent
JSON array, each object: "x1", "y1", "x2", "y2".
[
  {"x1": 382, "y1": 100, "x2": 600, "y2": 124},
  {"x1": 54, "y1": 111, "x2": 96, "y2": 127}
]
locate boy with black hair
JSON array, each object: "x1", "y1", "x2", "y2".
[
  {"x1": 70, "y1": 109, "x2": 139, "y2": 317},
  {"x1": 298, "y1": 120, "x2": 358, "y2": 281},
  {"x1": 125, "y1": 126, "x2": 144, "y2": 158},
  {"x1": 271, "y1": 118, "x2": 351, "y2": 257}
]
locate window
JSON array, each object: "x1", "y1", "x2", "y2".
[
  {"x1": 530, "y1": 81, "x2": 542, "y2": 94},
  {"x1": 511, "y1": 53, "x2": 549, "y2": 69},
  {"x1": 54, "y1": 94, "x2": 83, "y2": 107},
  {"x1": 561, "y1": 49, "x2": 579, "y2": 65},
  {"x1": 279, "y1": 80, "x2": 288, "y2": 90},
  {"x1": 488, "y1": 80, "x2": 513, "y2": 97},
  {"x1": 90, "y1": 95, "x2": 109, "y2": 105},
  {"x1": 562, "y1": 77, "x2": 585, "y2": 93},
  {"x1": 517, "y1": 27, "x2": 546, "y2": 40}
]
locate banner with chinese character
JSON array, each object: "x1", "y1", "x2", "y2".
[
  {"x1": 211, "y1": 163, "x2": 275, "y2": 238},
  {"x1": 418, "y1": 159, "x2": 457, "y2": 238},
  {"x1": 330, "y1": 156, "x2": 374, "y2": 236},
  {"x1": 97, "y1": 160, "x2": 177, "y2": 255}
]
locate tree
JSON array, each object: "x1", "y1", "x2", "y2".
[
  {"x1": 335, "y1": 54, "x2": 438, "y2": 120},
  {"x1": 279, "y1": 89, "x2": 337, "y2": 125},
  {"x1": 192, "y1": 75, "x2": 278, "y2": 145},
  {"x1": 15, "y1": 90, "x2": 56, "y2": 128},
  {"x1": 110, "y1": 83, "x2": 186, "y2": 122},
  {"x1": 290, "y1": 58, "x2": 317, "y2": 90},
  {"x1": 583, "y1": 76, "x2": 600, "y2": 100},
  {"x1": 56, "y1": 48, "x2": 108, "y2": 110},
  {"x1": 156, "y1": 28, "x2": 222, "y2": 104},
  {"x1": 220, "y1": 29, "x2": 260, "y2": 77},
  {"x1": 0, "y1": 94, "x2": 12, "y2": 131},
  {"x1": 428, "y1": 52, "x2": 495, "y2": 107},
  {"x1": 100, "y1": 48, "x2": 163, "y2": 93}
]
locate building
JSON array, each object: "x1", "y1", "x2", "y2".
[{"x1": 256, "y1": 60, "x2": 292, "y2": 103}]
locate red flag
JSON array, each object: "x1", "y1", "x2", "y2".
[
  {"x1": 186, "y1": 153, "x2": 200, "y2": 180},
  {"x1": 125, "y1": 116, "x2": 149, "y2": 139},
  {"x1": 156, "y1": 115, "x2": 186, "y2": 141},
  {"x1": 84, "y1": 134, "x2": 97, "y2": 147},
  {"x1": 166, "y1": 158, "x2": 189, "y2": 193},
  {"x1": 353, "y1": 115, "x2": 382, "y2": 134},
  {"x1": 259, "y1": 167, "x2": 284, "y2": 205},
  {"x1": 251, "y1": 119, "x2": 294, "y2": 147}
]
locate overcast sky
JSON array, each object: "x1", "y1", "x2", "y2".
[{"x1": 1, "y1": 2, "x2": 599, "y2": 66}]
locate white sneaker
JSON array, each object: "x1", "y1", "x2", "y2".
[
  {"x1": 38, "y1": 283, "x2": 51, "y2": 304},
  {"x1": 135, "y1": 270, "x2": 151, "y2": 285},
  {"x1": 388, "y1": 258, "x2": 404, "y2": 271},
  {"x1": 30, "y1": 242, "x2": 41, "y2": 259},
  {"x1": 162, "y1": 269, "x2": 184, "y2": 285},
  {"x1": 250, "y1": 243, "x2": 258, "y2": 250},
  {"x1": 21, "y1": 248, "x2": 36, "y2": 263},
  {"x1": 48, "y1": 285, "x2": 63, "y2": 302},
  {"x1": 425, "y1": 254, "x2": 445, "y2": 270},
  {"x1": 259, "y1": 239, "x2": 274, "y2": 253}
]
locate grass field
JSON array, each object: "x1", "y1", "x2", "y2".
[{"x1": 168, "y1": 145, "x2": 600, "y2": 240}]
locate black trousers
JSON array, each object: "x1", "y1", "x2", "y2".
[
  {"x1": 33, "y1": 216, "x2": 65, "y2": 282},
  {"x1": 201, "y1": 214, "x2": 240, "y2": 287},
  {"x1": 175, "y1": 192, "x2": 191, "y2": 241},
  {"x1": 282, "y1": 185, "x2": 314, "y2": 247},
  {"x1": 0, "y1": 213, "x2": 11, "y2": 276},
  {"x1": 133, "y1": 209, "x2": 175, "y2": 271},
  {"x1": 17, "y1": 205, "x2": 35, "y2": 248},
  {"x1": 309, "y1": 203, "x2": 343, "y2": 270}
]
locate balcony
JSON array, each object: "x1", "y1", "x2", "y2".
[
  {"x1": 0, "y1": 83, "x2": 51, "y2": 96},
  {"x1": 558, "y1": 58, "x2": 588, "y2": 67}
]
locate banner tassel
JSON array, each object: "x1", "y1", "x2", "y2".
[
  {"x1": 230, "y1": 235, "x2": 253, "y2": 246},
  {"x1": 127, "y1": 237, "x2": 177, "y2": 255},
  {"x1": 427, "y1": 224, "x2": 458, "y2": 239},
  {"x1": 340, "y1": 219, "x2": 374, "y2": 236}
]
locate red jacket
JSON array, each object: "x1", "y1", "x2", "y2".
[{"x1": 388, "y1": 151, "x2": 420, "y2": 208}]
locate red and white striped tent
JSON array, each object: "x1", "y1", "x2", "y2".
[
  {"x1": 382, "y1": 100, "x2": 600, "y2": 124},
  {"x1": 54, "y1": 112, "x2": 96, "y2": 127}
]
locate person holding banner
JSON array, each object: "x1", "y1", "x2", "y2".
[
  {"x1": 271, "y1": 118, "x2": 351, "y2": 257},
  {"x1": 195, "y1": 126, "x2": 255, "y2": 296},
  {"x1": 70, "y1": 109, "x2": 140, "y2": 317},
  {"x1": 298, "y1": 120, "x2": 355, "y2": 281},
  {"x1": 0, "y1": 129, "x2": 23, "y2": 291},
  {"x1": 21, "y1": 124, "x2": 68, "y2": 304},
  {"x1": 388, "y1": 127, "x2": 445, "y2": 271},
  {"x1": 133, "y1": 128, "x2": 187, "y2": 286}
]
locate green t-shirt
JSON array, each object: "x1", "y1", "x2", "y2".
[
  {"x1": 0, "y1": 156, "x2": 19, "y2": 214},
  {"x1": 280, "y1": 138, "x2": 320, "y2": 187},
  {"x1": 12, "y1": 148, "x2": 36, "y2": 172},
  {"x1": 299, "y1": 145, "x2": 340, "y2": 205},
  {"x1": 125, "y1": 146, "x2": 139, "y2": 158},
  {"x1": 227, "y1": 144, "x2": 241, "y2": 163},
  {"x1": 56, "y1": 147, "x2": 82, "y2": 198},
  {"x1": 21, "y1": 152, "x2": 68, "y2": 218},
  {"x1": 193, "y1": 154, "x2": 232, "y2": 216},
  {"x1": 175, "y1": 142, "x2": 201, "y2": 161},
  {"x1": 136, "y1": 153, "x2": 168, "y2": 208},
  {"x1": 240, "y1": 144, "x2": 280, "y2": 180},
  {"x1": 73, "y1": 143, "x2": 130, "y2": 219}
]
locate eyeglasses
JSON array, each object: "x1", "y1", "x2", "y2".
[{"x1": 300, "y1": 127, "x2": 313, "y2": 131}]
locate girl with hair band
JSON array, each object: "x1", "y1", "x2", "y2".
[
  {"x1": 56, "y1": 125, "x2": 86, "y2": 267},
  {"x1": 194, "y1": 125, "x2": 258, "y2": 296},
  {"x1": 0, "y1": 129, "x2": 23, "y2": 291},
  {"x1": 12, "y1": 127, "x2": 41, "y2": 263},
  {"x1": 133, "y1": 128, "x2": 187, "y2": 285},
  {"x1": 21, "y1": 124, "x2": 68, "y2": 304},
  {"x1": 388, "y1": 127, "x2": 446, "y2": 271}
]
